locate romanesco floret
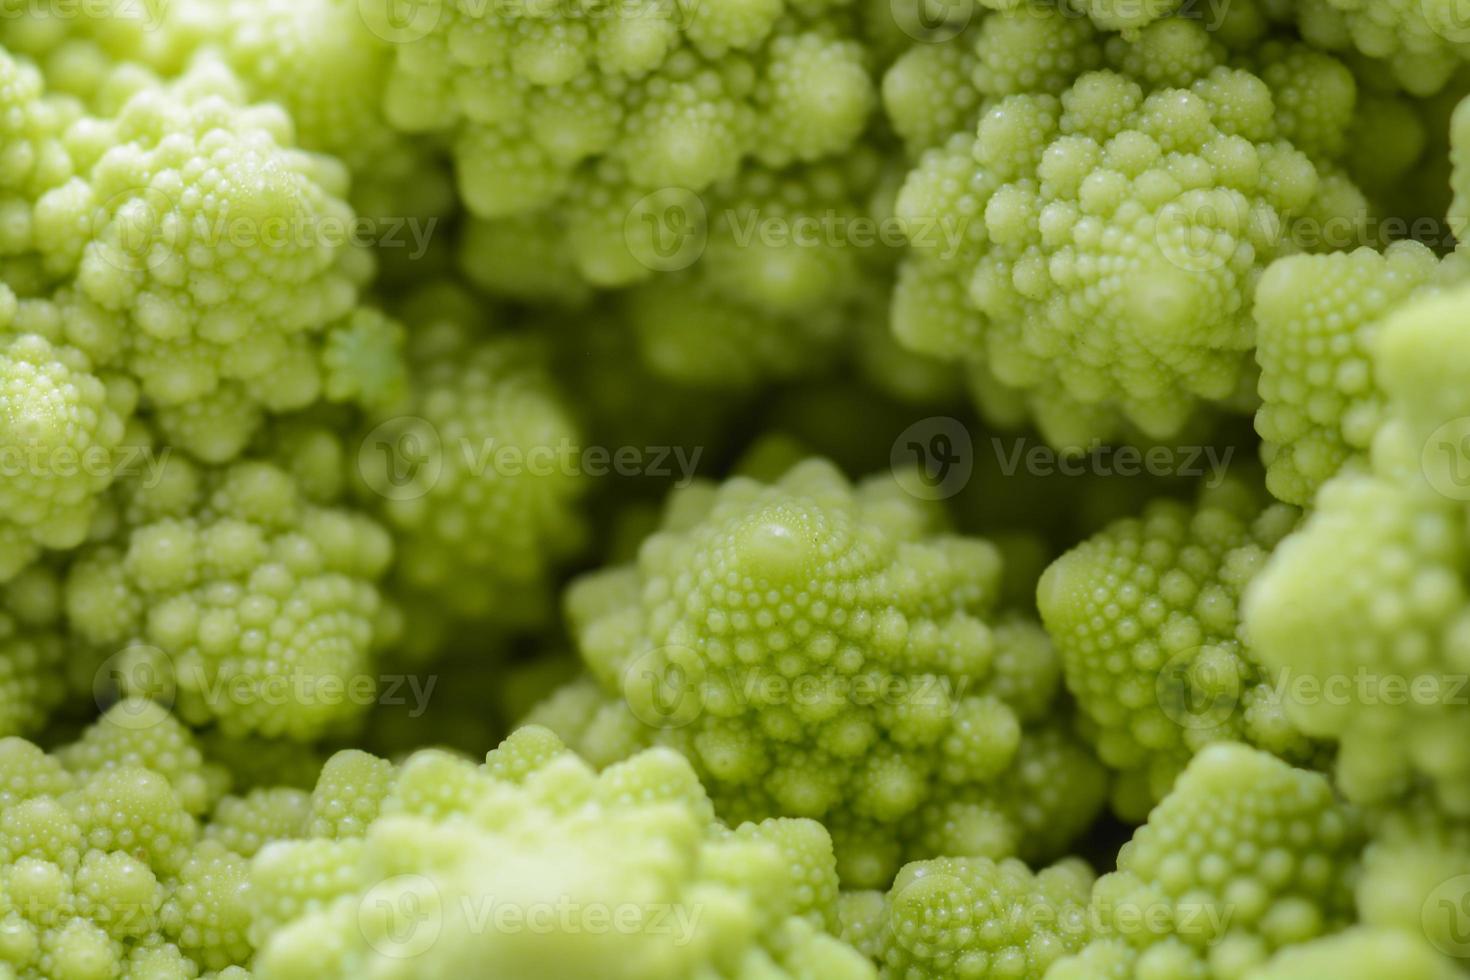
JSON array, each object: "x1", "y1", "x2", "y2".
[
  {"x1": 381, "y1": 0, "x2": 874, "y2": 221},
  {"x1": 840, "y1": 854, "x2": 1096, "y2": 978},
  {"x1": 355, "y1": 289, "x2": 588, "y2": 634},
  {"x1": 65, "y1": 455, "x2": 395, "y2": 740},
  {"x1": 460, "y1": 150, "x2": 892, "y2": 388},
  {"x1": 0, "y1": 332, "x2": 129, "y2": 579},
  {"x1": 1287, "y1": 0, "x2": 1470, "y2": 97},
  {"x1": 528, "y1": 458, "x2": 1106, "y2": 887},
  {"x1": 1247, "y1": 280, "x2": 1470, "y2": 815},
  {"x1": 248, "y1": 725, "x2": 875, "y2": 979},
  {"x1": 1038, "y1": 475, "x2": 1310, "y2": 818},
  {"x1": 1046, "y1": 743, "x2": 1362, "y2": 980},
  {"x1": 1254, "y1": 241, "x2": 1469, "y2": 505},
  {"x1": 0, "y1": 564, "x2": 64, "y2": 738},
  {"x1": 0, "y1": 699, "x2": 265, "y2": 978},
  {"x1": 887, "y1": 11, "x2": 1371, "y2": 445},
  {"x1": 31, "y1": 54, "x2": 372, "y2": 425}
]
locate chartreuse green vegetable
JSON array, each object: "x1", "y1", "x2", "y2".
[
  {"x1": 64, "y1": 454, "x2": 396, "y2": 740},
  {"x1": 529, "y1": 459, "x2": 1106, "y2": 887},
  {"x1": 1047, "y1": 743, "x2": 1362, "y2": 980},
  {"x1": 887, "y1": 10, "x2": 1380, "y2": 446},
  {"x1": 1247, "y1": 280, "x2": 1470, "y2": 816},
  {"x1": 2, "y1": 0, "x2": 1470, "y2": 977},
  {"x1": 248, "y1": 725, "x2": 874, "y2": 979},
  {"x1": 1038, "y1": 474, "x2": 1314, "y2": 818},
  {"x1": 839, "y1": 855, "x2": 1097, "y2": 978}
]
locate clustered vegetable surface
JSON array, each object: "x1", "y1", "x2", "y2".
[{"x1": 1, "y1": 0, "x2": 1469, "y2": 977}]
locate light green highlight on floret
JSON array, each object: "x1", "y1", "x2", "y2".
[{"x1": 249, "y1": 725, "x2": 875, "y2": 980}]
